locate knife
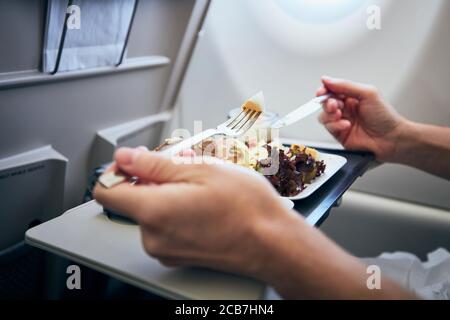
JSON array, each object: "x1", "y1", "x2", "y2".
[{"x1": 271, "y1": 94, "x2": 331, "y2": 129}]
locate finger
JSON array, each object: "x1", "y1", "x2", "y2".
[
  {"x1": 323, "y1": 98, "x2": 342, "y2": 113},
  {"x1": 316, "y1": 85, "x2": 328, "y2": 97},
  {"x1": 318, "y1": 112, "x2": 329, "y2": 125},
  {"x1": 318, "y1": 109, "x2": 342, "y2": 124},
  {"x1": 94, "y1": 181, "x2": 182, "y2": 222},
  {"x1": 94, "y1": 182, "x2": 148, "y2": 219},
  {"x1": 324, "y1": 119, "x2": 352, "y2": 136},
  {"x1": 114, "y1": 147, "x2": 194, "y2": 184},
  {"x1": 321, "y1": 76, "x2": 377, "y2": 100},
  {"x1": 345, "y1": 97, "x2": 359, "y2": 109},
  {"x1": 159, "y1": 258, "x2": 184, "y2": 268},
  {"x1": 102, "y1": 146, "x2": 147, "y2": 176},
  {"x1": 102, "y1": 146, "x2": 147, "y2": 175},
  {"x1": 342, "y1": 97, "x2": 359, "y2": 119}
]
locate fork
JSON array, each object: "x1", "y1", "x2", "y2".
[
  {"x1": 98, "y1": 101, "x2": 261, "y2": 188},
  {"x1": 161, "y1": 107, "x2": 262, "y2": 157}
]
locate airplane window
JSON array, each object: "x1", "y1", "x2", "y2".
[{"x1": 243, "y1": 0, "x2": 391, "y2": 55}]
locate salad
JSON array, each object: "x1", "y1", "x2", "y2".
[{"x1": 192, "y1": 137, "x2": 326, "y2": 197}]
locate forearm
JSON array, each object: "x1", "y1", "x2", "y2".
[
  {"x1": 254, "y1": 213, "x2": 415, "y2": 299},
  {"x1": 393, "y1": 121, "x2": 450, "y2": 180}
]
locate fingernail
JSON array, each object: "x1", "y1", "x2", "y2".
[{"x1": 115, "y1": 147, "x2": 143, "y2": 165}]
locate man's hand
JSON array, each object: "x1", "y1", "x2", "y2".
[
  {"x1": 95, "y1": 148, "x2": 410, "y2": 299},
  {"x1": 318, "y1": 76, "x2": 450, "y2": 178},
  {"x1": 94, "y1": 147, "x2": 295, "y2": 279},
  {"x1": 94, "y1": 147, "x2": 415, "y2": 299},
  {"x1": 317, "y1": 76, "x2": 407, "y2": 162}
]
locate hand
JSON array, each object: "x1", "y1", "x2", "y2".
[
  {"x1": 94, "y1": 147, "x2": 297, "y2": 280},
  {"x1": 317, "y1": 76, "x2": 407, "y2": 162},
  {"x1": 94, "y1": 147, "x2": 415, "y2": 299}
]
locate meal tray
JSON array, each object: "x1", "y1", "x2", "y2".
[
  {"x1": 293, "y1": 147, "x2": 374, "y2": 226},
  {"x1": 83, "y1": 144, "x2": 374, "y2": 227}
]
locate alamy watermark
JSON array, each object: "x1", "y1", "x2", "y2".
[
  {"x1": 165, "y1": 120, "x2": 282, "y2": 175},
  {"x1": 366, "y1": 5, "x2": 381, "y2": 30},
  {"x1": 366, "y1": 265, "x2": 382, "y2": 290},
  {"x1": 66, "y1": 264, "x2": 81, "y2": 290},
  {"x1": 66, "y1": 4, "x2": 81, "y2": 30}
]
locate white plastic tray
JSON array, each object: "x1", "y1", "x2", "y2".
[{"x1": 287, "y1": 152, "x2": 347, "y2": 200}]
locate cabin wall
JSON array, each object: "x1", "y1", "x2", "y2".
[{"x1": 0, "y1": 0, "x2": 196, "y2": 210}]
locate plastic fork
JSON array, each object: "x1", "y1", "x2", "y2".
[
  {"x1": 161, "y1": 107, "x2": 262, "y2": 157},
  {"x1": 98, "y1": 95, "x2": 263, "y2": 189}
]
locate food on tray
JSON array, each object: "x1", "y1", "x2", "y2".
[
  {"x1": 154, "y1": 136, "x2": 326, "y2": 197},
  {"x1": 259, "y1": 142, "x2": 326, "y2": 197},
  {"x1": 193, "y1": 138, "x2": 326, "y2": 197},
  {"x1": 153, "y1": 88, "x2": 325, "y2": 197},
  {"x1": 241, "y1": 91, "x2": 265, "y2": 113}
]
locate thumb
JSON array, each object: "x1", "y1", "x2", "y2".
[
  {"x1": 114, "y1": 147, "x2": 189, "y2": 183},
  {"x1": 321, "y1": 76, "x2": 377, "y2": 100}
]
